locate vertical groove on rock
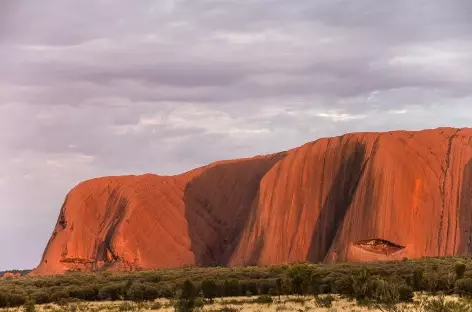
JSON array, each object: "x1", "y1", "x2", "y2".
[
  {"x1": 438, "y1": 129, "x2": 461, "y2": 255},
  {"x1": 95, "y1": 187, "x2": 129, "y2": 268},
  {"x1": 459, "y1": 159, "x2": 472, "y2": 253},
  {"x1": 183, "y1": 155, "x2": 284, "y2": 266},
  {"x1": 248, "y1": 230, "x2": 265, "y2": 265},
  {"x1": 307, "y1": 140, "x2": 367, "y2": 262},
  {"x1": 328, "y1": 135, "x2": 379, "y2": 262},
  {"x1": 318, "y1": 138, "x2": 332, "y2": 216},
  {"x1": 326, "y1": 152, "x2": 372, "y2": 262},
  {"x1": 287, "y1": 146, "x2": 310, "y2": 257}
]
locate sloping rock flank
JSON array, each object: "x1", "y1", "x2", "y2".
[{"x1": 33, "y1": 127, "x2": 472, "y2": 275}]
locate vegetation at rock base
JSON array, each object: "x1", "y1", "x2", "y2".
[
  {"x1": 1, "y1": 256, "x2": 472, "y2": 310},
  {"x1": 0, "y1": 270, "x2": 31, "y2": 278}
]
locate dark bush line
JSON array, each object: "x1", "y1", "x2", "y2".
[{"x1": 1, "y1": 256, "x2": 472, "y2": 308}]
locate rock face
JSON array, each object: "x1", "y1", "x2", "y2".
[{"x1": 33, "y1": 127, "x2": 472, "y2": 275}]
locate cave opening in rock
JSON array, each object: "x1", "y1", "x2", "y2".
[{"x1": 353, "y1": 238, "x2": 405, "y2": 255}]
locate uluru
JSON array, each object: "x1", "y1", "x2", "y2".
[{"x1": 32, "y1": 127, "x2": 472, "y2": 275}]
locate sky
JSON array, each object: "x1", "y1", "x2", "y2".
[{"x1": 1, "y1": 0, "x2": 472, "y2": 270}]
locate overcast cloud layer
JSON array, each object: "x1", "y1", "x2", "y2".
[{"x1": 1, "y1": 0, "x2": 472, "y2": 270}]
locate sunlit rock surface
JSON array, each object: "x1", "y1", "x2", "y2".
[{"x1": 32, "y1": 127, "x2": 472, "y2": 275}]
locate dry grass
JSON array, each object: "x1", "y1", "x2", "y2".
[{"x1": 0, "y1": 295, "x2": 468, "y2": 312}]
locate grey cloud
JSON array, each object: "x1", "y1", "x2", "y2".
[
  {"x1": 305, "y1": 0, "x2": 472, "y2": 41},
  {"x1": 1, "y1": 0, "x2": 472, "y2": 270}
]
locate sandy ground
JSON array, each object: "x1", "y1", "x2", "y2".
[{"x1": 0, "y1": 294, "x2": 464, "y2": 312}]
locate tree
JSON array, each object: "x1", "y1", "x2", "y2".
[
  {"x1": 352, "y1": 269, "x2": 373, "y2": 301},
  {"x1": 454, "y1": 277, "x2": 472, "y2": 296},
  {"x1": 455, "y1": 262, "x2": 466, "y2": 279},
  {"x1": 126, "y1": 283, "x2": 159, "y2": 302},
  {"x1": 23, "y1": 299, "x2": 36, "y2": 312},
  {"x1": 412, "y1": 268, "x2": 424, "y2": 291},
  {"x1": 221, "y1": 279, "x2": 240, "y2": 297},
  {"x1": 310, "y1": 272, "x2": 323, "y2": 295},
  {"x1": 201, "y1": 279, "x2": 217, "y2": 303},
  {"x1": 98, "y1": 283, "x2": 124, "y2": 301},
  {"x1": 368, "y1": 279, "x2": 413, "y2": 312},
  {"x1": 31, "y1": 292, "x2": 50, "y2": 305},
  {"x1": 173, "y1": 280, "x2": 203, "y2": 312},
  {"x1": 181, "y1": 280, "x2": 196, "y2": 300},
  {"x1": 291, "y1": 274, "x2": 305, "y2": 296},
  {"x1": 275, "y1": 278, "x2": 283, "y2": 300},
  {"x1": 288, "y1": 265, "x2": 311, "y2": 295}
]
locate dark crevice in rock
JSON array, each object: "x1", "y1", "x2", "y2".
[
  {"x1": 95, "y1": 188, "x2": 129, "y2": 268},
  {"x1": 354, "y1": 238, "x2": 405, "y2": 255},
  {"x1": 184, "y1": 154, "x2": 285, "y2": 267},
  {"x1": 307, "y1": 141, "x2": 367, "y2": 262},
  {"x1": 459, "y1": 159, "x2": 472, "y2": 254},
  {"x1": 248, "y1": 231, "x2": 265, "y2": 266},
  {"x1": 438, "y1": 129, "x2": 461, "y2": 254}
]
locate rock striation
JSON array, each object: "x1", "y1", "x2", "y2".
[{"x1": 33, "y1": 127, "x2": 472, "y2": 275}]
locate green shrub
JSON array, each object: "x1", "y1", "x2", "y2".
[
  {"x1": 180, "y1": 280, "x2": 196, "y2": 300},
  {"x1": 258, "y1": 280, "x2": 277, "y2": 295},
  {"x1": 98, "y1": 283, "x2": 125, "y2": 300},
  {"x1": 223, "y1": 279, "x2": 240, "y2": 297},
  {"x1": 290, "y1": 274, "x2": 306, "y2": 295},
  {"x1": 455, "y1": 278, "x2": 472, "y2": 296},
  {"x1": 424, "y1": 272, "x2": 441, "y2": 294},
  {"x1": 157, "y1": 282, "x2": 174, "y2": 298},
  {"x1": 333, "y1": 275, "x2": 354, "y2": 296},
  {"x1": 67, "y1": 285, "x2": 99, "y2": 301},
  {"x1": 397, "y1": 284, "x2": 414, "y2": 302},
  {"x1": 371, "y1": 279, "x2": 401, "y2": 306},
  {"x1": 268, "y1": 288, "x2": 277, "y2": 296},
  {"x1": 201, "y1": 279, "x2": 218, "y2": 302},
  {"x1": 149, "y1": 301, "x2": 162, "y2": 310},
  {"x1": 172, "y1": 297, "x2": 204, "y2": 312},
  {"x1": 3, "y1": 255, "x2": 472, "y2": 308},
  {"x1": 253, "y1": 295, "x2": 273, "y2": 305},
  {"x1": 50, "y1": 290, "x2": 70, "y2": 303},
  {"x1": 172, "y1": 279, "x2": 203, "y2": 312},
  {"x1": 0, "y1": 293, "x2": 27, "y2": 307},
  {"x1": 239, "y1": 281, "x2": 258, "y2": 296},
  {"x1": 23, "y1": 299, "x2": 36, "y2": 312},
  {"x1": 140, "y1": 273, "x2": 161, "y2": 283},
  {"x1": 275, "y1": 277, "x2": 283, "y2": 298},
  {"x1": 288, "y1": 265, "x2": 311, "y2": 295},
  {"x1": 423, "y1": 295, "x2": 472, "y2": 312},
  {"x1": 0, "y1": 293, "x2": 7, "y2": 308},
  {"x1": 455, "y1": 262, "x2": 467, "y2": 279},
  {"x1": 319, "y1": 283, "x2": 331, "y2": 294},
  {"x1": 126, "y1": 283, "x2": 159, "y2": 302},
  {"x1": 351, "y1": 270, "x2": 373, "y2": 300},
  {"x1": 31, "y1": 292, "x2": 50, "y2": 305},
  {"x1": 412, "y1": 267, "x2": 424, "y2": 291},
  {"x1": 309, "y1": 271, "x2": 323, "y2": 295}
]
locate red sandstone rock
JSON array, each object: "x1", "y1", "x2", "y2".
[{"x1": 32, "y1": 127, "x2": 472, "y2": 275}]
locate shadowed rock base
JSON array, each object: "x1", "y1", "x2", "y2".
[{"x1": 32, "y1": 127, "x2": 472, "y2": 275}]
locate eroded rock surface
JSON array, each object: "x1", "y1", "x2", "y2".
[{"x1": 33, "y1": 127, "x2": 472, "y2": 275}]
